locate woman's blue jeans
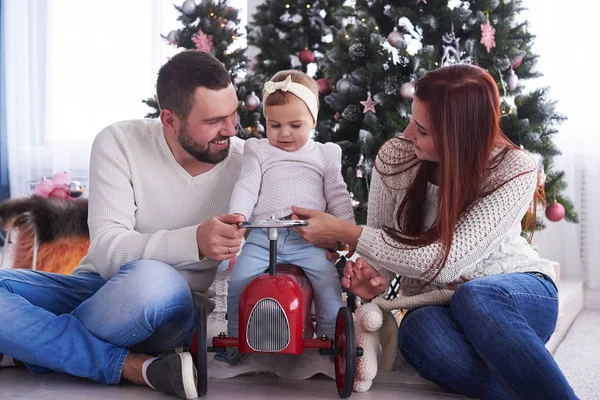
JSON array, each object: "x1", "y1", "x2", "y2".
[
  {"x1": 0, "y1": 260, "x2": 196, "y2": 385},
  {"x1": 399, "y1": 272, "x2": 578, "y2": 399}
]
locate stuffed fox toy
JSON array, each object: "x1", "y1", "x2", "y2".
[{"x1": 0, "y1": 196, "x2": 89, "y2": 274}]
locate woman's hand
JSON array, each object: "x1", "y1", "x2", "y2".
[
  {"x1": 291, "y1": 206, "x2": 362, "y2": 252},
  {"x1": 341, "y1": 258, "x2": 388, "y2": 301},
  {"x1": 290, "y1": 206, "x2": 342, "y2": 248}
]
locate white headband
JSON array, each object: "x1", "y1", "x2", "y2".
[{"x1": 263, "y1": 75, "x2": 319, "y2": 122}]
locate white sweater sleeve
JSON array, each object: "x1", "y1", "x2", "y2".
[
  {"x1": 323, "y1": 143, "x2": 356, "y2": 223},
  {"x1": 356, "y1": 151, "x2": 538, "y2": 285},
  {"x1": 86, "y1": 126, "x2": 201, "y2": 280},
  {"x1": 228, "y1": 138, "x2": 262, "y2": 220}
]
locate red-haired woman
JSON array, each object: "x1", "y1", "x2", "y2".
[{"x1": 292, "y1": 64, "x2": 577, "y2": 399}]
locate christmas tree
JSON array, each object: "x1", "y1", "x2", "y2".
[
  {"x1": 143, "y1": 0, "x2": 263, "y2": 139},
  {"x1": 317, "y1": 0, "x2": 576, "y2": 226},
  {"x1": 246, "y1": 0, "x2": 350, "y2": 77}
]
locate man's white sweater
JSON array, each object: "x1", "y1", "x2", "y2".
[{"x1": 73, "y1": 119, "x2": 244, "y2": 295}]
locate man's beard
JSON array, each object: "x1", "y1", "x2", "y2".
[{"x1": 177, "y1": 124, "x2": 230, "y2": 164}]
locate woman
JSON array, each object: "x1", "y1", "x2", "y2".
[{"x1": 292, "y1": 64, "x2": 577, "y2": 399}]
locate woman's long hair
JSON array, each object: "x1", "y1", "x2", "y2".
[{"x1": 379, "y1": 64, "x2": 543, "y2": 282}]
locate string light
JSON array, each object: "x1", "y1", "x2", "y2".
[
  {"x1": 361, "y1": 18, "x2": 366, "y2": 22},
  {"x1": 375, "y1": 26, "x2": 379, "y2": 30},
  {"x1": 286, "y1": 3, "x2": 290, "y2": 8},
  {"x1": 306, "y1": 4, "x2": 311, "y2": 8},
  {"x1": 232, "y1": 35, "x2": 237, "y2": 40},
  {"x1": 344, "y1": 34, "x2": 349, "y2": 39}
]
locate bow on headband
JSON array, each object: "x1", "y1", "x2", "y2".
[{"x1": 263, "y1": 75, "x2": 319, "y2": 122}]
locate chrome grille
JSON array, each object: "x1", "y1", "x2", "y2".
[{"x1": 246, "y1": 298, "x2": 290, "y2": 352}]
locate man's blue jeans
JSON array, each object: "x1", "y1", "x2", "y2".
[
  {"x1": 0, "y1": 260, "x2": 196, "y2": 385},
  {"x1": 399, "y1": 272, "x2": 578, "y2": 399}
]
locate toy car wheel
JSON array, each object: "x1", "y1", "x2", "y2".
[
  {"x1": 334, "y1": 306, "x2": 356, "y2": 398},
  {"x1": 196, "y1": 303, "x2": 208, "y2": 397}
]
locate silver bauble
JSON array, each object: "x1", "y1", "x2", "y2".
[
  {"x1": 336, "y1": 78, "x2": 351, "y2": 94},
  {"x1": 67, "y1": 181, "x2": 85, "y2": 198},
  {"x1": 166, "y1": 30, "x2": 180, "y2": 45},
  {"x1": 181, "y1": 0, "x2": 197, "y2": 15}
]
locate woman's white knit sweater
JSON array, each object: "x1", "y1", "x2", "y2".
[{"x1": 356, "y1": 139, "x2": 556, "y2": 298}]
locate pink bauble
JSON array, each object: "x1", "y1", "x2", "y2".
[
  {"x1": 512, "y1": 55, "x2": 523, "y2": 69},
  {"x1": 49, "y1": 187, "x2": 69, "y2": 199},
  {"x1": 387, "y1": 30, "x2": 404, "y2": 48},
  {"x1": 51, "y1": 172, "x2": 70, "y2": 186},
  {"x1": 37, "y1": 179, "x2": 55, "y2": 195},
  {"x1": 400, "y1": 82, "x2": 415, "y2": 99},
  {"x1": 299, "y1": 48, "x2": 315, "y2": 65},
  {"x1": 34, "y1": 185, "x2": 49, "y2": 197},
  {"x1": 245, "y1": 93, "x2": 261, "y2": 111},
  {"x1": 545, "y1": 202, "x2": 565, "y2": 222}
]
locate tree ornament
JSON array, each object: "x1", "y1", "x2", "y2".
[
  {"x1": 416, "y1": 0, "x2": 427, "y2": 4},
  {"x1": 299, "y1": 48, "x2": 315, "y2": 65},
  {"x1": 255, "y1": 123, "x2": 265, "y2": 134},
  {"x1": 280, "y1": 10, "x2": 291, "y2": 23},
  {"x1": 249, "y1": 57, "x2": 259, "y2": 71},
  {"x1": 545, "y1": 201, "x2": 565, "y2": 222},
  {"x1": 399, "y1": 82, "x2": 415, "y2": 99},
  {"x1": 181, "y1": 0, "x2": 197, "y2": 15},
  {"x1": 192, "y1": 30, "x2": 214, "y2": 53},
  {"x1": 356, "y1": 154, "x2": 365, "y2": 178},
  {"x1": 512, "y1": 50, "x2": 526, "y2": 68},
  {"x1": 514, "y1": 94, "x2": 525, "y2": 106},
  {"x1": 480, "y1": 18, "x2": 496, "y2": 53},
  {"x1": 334, "y1": 112, "x2": 342, "y2": 121},
  {"x1": 350, "y1": 192, "x2": 360, "y2": 210},
  {"x1": 336, "y1": 78, "x2": 351, "y2": 94},
  {"x1": 291, "y1": 14, "x2": 303, "y2": 24},
  {"x1": 360, "y1": 92, "x2": 377, "y2": 114},
  {"x1": 51, "y1": 172, "x2": 70, "y2": 187},
  {"x1": 245, "y1": 93, "x2": 261, "y2": 111},
  {"x1": 387, "y1": 30, "x2": 404, "y2": 48},
  {"x1": 342, "y1": 104, "x2": 362, "y2": 122},
  {"x1": 441, "y1": 30, "x2": 461, "y2": 65},
  {"x1": 34, "y1": 177, "x2": 54, "y2": 197},
  {"x1": 507, "y1": 69, "x2": 518, "y2": 91},
  {"x1": 349, "y1": 43, "x2": 367, "y2": 60},
  {"x1": 225, "y1": 20, "x2": 237, "y2": 31},
  {"x1": 166, "y1": 30, "x2": 180, "y2": 45},
  {"x1": 317, "y1": 78, "x2": 332, "y2": 94},
  {"x1": 66, "y1": 181, "x2": 85, "y2": 198}
]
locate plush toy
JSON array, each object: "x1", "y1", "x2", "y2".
[{"x1": 352, "y1": 290, "x2": 455, "y2": 392}]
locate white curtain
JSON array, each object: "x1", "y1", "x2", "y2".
[
  {"x1": 524, "y1": 0, "x2": 600, "y2": 288},
  {"x1": 4, "y1": 0, "x2": 246, "y2": 198}
]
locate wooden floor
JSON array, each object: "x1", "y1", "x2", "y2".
[{"x1": 0, "y1": 368, "x2": 462, "y2": 400}]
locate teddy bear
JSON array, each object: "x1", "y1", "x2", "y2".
[{"x1": 352, "y1": 289, "x2": 455, "y2": 392}]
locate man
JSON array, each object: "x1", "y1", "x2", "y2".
[{"x1": 0, "y1": 50, "x2": 246, "y2": 399}]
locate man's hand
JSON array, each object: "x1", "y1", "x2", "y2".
[
  {"x1": 196, "y1": 214, "x2": 246, "y2": 261},
  {"x1": 341, "y1": 258, "x2": 387, "y2": 301}
]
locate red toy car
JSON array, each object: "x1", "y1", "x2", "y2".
[{"x1": 193, "y1": 218, "x2": 362, "y2": 398}]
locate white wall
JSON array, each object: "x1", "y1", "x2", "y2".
[{"x1": 523, "y1": 0, "x2": 599, "y2": 284}]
